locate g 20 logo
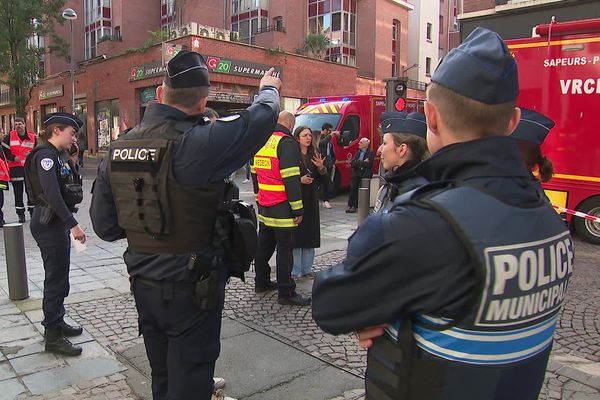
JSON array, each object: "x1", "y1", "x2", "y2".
[
  {"x1": 130, "y1": 67, "x2": 144, "y2": 80},
  {"x1": 206, "y1": 56, "x2": 231, "y2": 73}
]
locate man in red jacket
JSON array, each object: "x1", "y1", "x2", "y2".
[{"x1": 2, "y1": 117, "x2": 36, "y2": 222}]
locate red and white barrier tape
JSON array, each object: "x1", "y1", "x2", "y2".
[{"x1": 553, "y1": 205, "x2": 600, "y2": 223}]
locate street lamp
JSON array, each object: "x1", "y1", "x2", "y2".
[
  {"x1": 402, "y1": 63, "x2": 419, "y2": 76},
  {"x1": 62, "y1": 8, "x2": 77, "y2": 113}
]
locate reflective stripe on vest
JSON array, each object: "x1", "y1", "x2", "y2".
[
  {"x1": 258, "y1": 214, "x2": 296, "y2": 228},
  {"x1": 413, "y1": 314, "x2": 558, "y2": 365},
  {"x1": 8, "y1": 131, "x2": 36, "y2": 169},
  {"x1": 406, "y1": 186, "x2": 572, "y2": 366},
  {"x1": 254, "y1": 132, "x2": 288, "y2": 207}
]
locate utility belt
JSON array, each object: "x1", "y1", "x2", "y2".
[{"x1": 130, "y1": 247, "x2": 225, "y2": 310}]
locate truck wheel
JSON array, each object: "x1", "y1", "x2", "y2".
[{"x1": 573, "y1": 197, "x2": 600, "y2": 245}]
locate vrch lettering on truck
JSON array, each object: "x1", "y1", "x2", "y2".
[{"x1": 560, "y1": 78, "x2": 600, "y2": 94}]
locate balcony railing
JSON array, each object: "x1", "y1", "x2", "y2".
[{"x1": 255, "y1": 25, "x2": 286, "y2": 35}]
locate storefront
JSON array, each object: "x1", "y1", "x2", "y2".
[
  {"x1": 95, "y1": 99, "x2": 120, "y2": 150},
  {"x1": 27, "y1": 34, "x2": 365, "y2": 153}
]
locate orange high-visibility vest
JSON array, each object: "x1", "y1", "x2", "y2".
[
  {"x1": 254, "y1": 131, "x2": 289, "y2": 207},
  {"x1": 0, "y1": 154, "x2": 9, "y2": 189},
  {"x1": 7, "y1": 130, "x2": 36, "y2": 169}
]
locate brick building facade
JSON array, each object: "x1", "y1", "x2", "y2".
[
  {"x1": 0, "y1": 0, "x2": 418, "y2": 152},
  {"x1": 24, "y1": 35, "x2": 370, "y2": 154}
]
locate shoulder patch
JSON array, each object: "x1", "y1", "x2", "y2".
[
  {"x1": 41, "y1": 158, "x2": 54, "y2": 171},
  {"x1": 217, "y1": 115, "x2": 241, "y2": 122}
]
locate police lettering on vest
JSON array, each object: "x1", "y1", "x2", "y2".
[
  {"x1": 111, "y1": 147, "x2": 160, "y2": 162},
  {"x1": 482, "y1": 233, "x2": 573, "y2": 326}
]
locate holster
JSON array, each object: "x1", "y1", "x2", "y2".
[
  {"x1": 192, "y1": 270, "x2": 220, "y2": 310},
  {"x1": 188, "y1": 247, "x2": 224, "y2": 310},
  {"x1": 37, "y1": 195, "x2": 55, "y2": 226}
]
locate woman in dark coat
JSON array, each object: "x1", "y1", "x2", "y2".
[{"x1": 292, "y1": 126, "x2": 328, "y2": 278}]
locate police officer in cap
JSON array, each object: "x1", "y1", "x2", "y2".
[
  {"x1": 374, "y1": 111, "x2": 428, "y2": 213},
  {"x1": 511, "y1": 108, "x2": 555, "y2": 183},
  {"x1": 313, "y1": 28, "x2": 573, "y2": 400},
  {"x1": 90, "y1": 50, "x2": 281, "y2": 400},
  {"x1": 25, "y1": 112, "x2": 86, "y2": 356}
]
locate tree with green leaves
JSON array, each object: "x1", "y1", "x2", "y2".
[
  {"x1": 0, "y1": 0, "x2": 68, "y2": 118},
  {"x1": 303, "y1": 33, "x2": 331, "y2": 60}
]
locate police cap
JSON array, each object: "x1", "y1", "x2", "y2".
[
  {"x1": 42, "y1": 112, "x2": 83, "y2": 131},
  {"x1": 164, "y1": 50, "x2": 211, "y2": 95},
  {"x1": 381, "y1": 111, "x2": 407, "y2": 134},
  {"x1": 511, "y1": 108, "x2": 555, "y2": 145},
  {"x1": 431, "y1": 27, "x2": 518, "y2": 105},
  {"x1": 401, "y1": 112, "x2": 427, "y2": 139}
]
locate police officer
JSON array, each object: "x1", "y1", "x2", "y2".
[
  {"x1": 90, "y1": 50, "x2": 281, "y2": 400},
  {"x1": 374, "y1": 112, "x2": 428, "y2": 213},
  {"x1": 312, "y1": 28, "x2": 573, "y2": 400},
  {"x1": 511, "y1": 108, "x2": 555, "y2": 183},
  {"x1": 3, "y1": 116, "x2": 36, "y2": 222},
  {"x1": 25, "y1": 112, "x2": 86, "y2": 356}
]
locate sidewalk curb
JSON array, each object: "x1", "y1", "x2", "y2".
[{"x1": 548, "y1": 353, "x2": 600, "y2": 389}]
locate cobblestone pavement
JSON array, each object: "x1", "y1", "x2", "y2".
[
  {"x1": 66, "y1": 240, "x2": 600, "y2": 400},
  {"x1": 3, "y1": 164, "x2": 600, "y2": 399},
  {"x1": 15, "y1": 373, "x2": 136, "y2": 400}
]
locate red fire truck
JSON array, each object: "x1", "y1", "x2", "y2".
[
  {"x1": 294, "y1": 95, "x2": 386, "y2": 191},
  {"x1": 507, "y1": 18, "x2": 600, "y2": 243}
]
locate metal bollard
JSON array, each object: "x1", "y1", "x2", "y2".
[
  {"x1": 358, "y1": 187, "x2": 370, "y2": 224},
  {"x1": 3, "y1": 223, "x2": 29, "y2": 300}
]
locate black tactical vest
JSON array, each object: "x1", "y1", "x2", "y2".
[
  {"x1": 107, "y1": 119, "x2": 224, "y2": 254},
  {"x1": 366, "y1": 184, "x2": 573, "y2": 400},
  {"x1": 25, "y1": 143, "x2": 83, "y2": 210}
]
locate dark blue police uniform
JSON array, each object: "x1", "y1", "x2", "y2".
[
  {"x1": 25, "y1": 112, "x2": 85, "y2": 356},
  {"x1": 90, "y1": 51, "x2": 279, "y2": 400},
  {"x1": 313, "y1": 28, "x2": 574, "y2": 400}
]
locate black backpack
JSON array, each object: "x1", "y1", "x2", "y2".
[{"x1": 214, "y1": 200, "x2": 257, "y2": 280}]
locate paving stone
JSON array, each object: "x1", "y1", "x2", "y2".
[
  {"x1": 0, "y1": 304, "x2": 21, "y2": 317},
  {"x1": 0, "y1": 377, "x2": 27, "y2": 398},
  {"x1": 22, "y1": 357, "x2": 124, "y2": 395},
  {"x1": 0, "y1": 325, "x2": 41, "y2": 345},
  {"x1": 0, "y1": 360, "x2": 16, "y2": 381},
  {"x1": 9, "y1": 352, "x2": 65, "y2": 375},
  {"x1": 0, "y1": 313, "x2": 30, "y2": 329}
]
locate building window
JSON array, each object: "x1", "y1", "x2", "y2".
[
  {"x1": 308, "y1": 0, "x2": 357, "y2": 66},
  {"x1": 439, "y1": 15, "x2": 444, "y2": 34},
  {"x1": 33, "y1": 110, "x2": 40, "y2": 135},
  {"x1": 274, "y1": 16, "x2": 284, "y2": 31},
  {"x1": 426, "y1": 57, "x2": 432, "y2": 76},
  {"x1": 161, "y1": 0, "x2": 175, "y2": 32},
  {"x1": 231, "y1": 0, "x2": 269, "y2": 44},
  {"x1": 84, "y1": 0, "x2": 112, "y2": 59},
  {"x1": 392, "y1": 19, "x2": 400, "y2": 76},
  {"x1": 426, "y1": 23, "x2": 432, "y2": 41},
  {"x1": 450, "y1": 0, "x2": 459, "y2": 32}
]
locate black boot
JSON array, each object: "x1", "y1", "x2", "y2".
[
  {"x1": 44, "y1": 325, "x2": 82, "y2": 356},
  {"x1": 17, "y1": 211, "x2": 25, "y2": 223},
  {"x1": 58, "y1": 320, "x2": 83, "y2": 337}
]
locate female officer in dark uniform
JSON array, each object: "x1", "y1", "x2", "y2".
[
  {"x1": 511, "y1": 108, "x2": 555, "y2": 182},
  {"x1": 25, "y1": 112, "x2": 86, "y2": 356},
  {"x1": 374, "y1": 112, "x2": 429, "y2": 213}
]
